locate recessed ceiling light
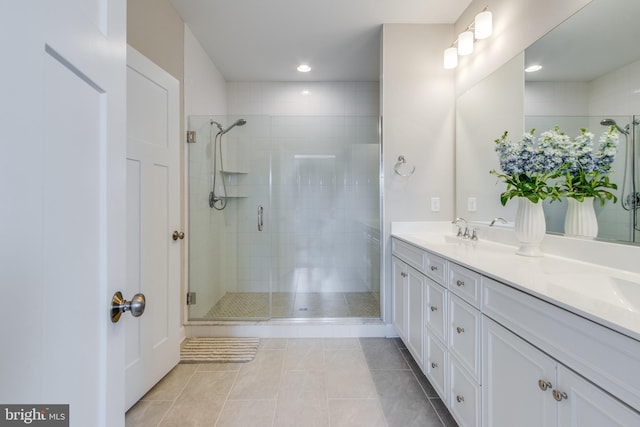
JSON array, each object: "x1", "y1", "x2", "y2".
[
  {"x1": 301, "y1": 90, "x2": 310, "y2": 96},
  {"x1": 297, "y1": 64, "x2": 311, "y2": 73},
  {"x1": 525, "y1": 65, "x2": 543, "y2": 73}
]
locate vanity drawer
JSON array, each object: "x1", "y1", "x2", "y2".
[
  {"x1": 392, "y1": 238, "x2": 426, "y2": 272},
  {"x1": 450, "y1": 359, "x2": 481, "y2": 427},
  {"x1": 425, "y1": 278, "x2": 447, "y2": 343},
  {"x1": 482, "y1": 276, "x2": 640, "y2": 410},
  {"x1": 425, "y1": 252, "x2": 447, "y2": 284},
  {"x1": 449, "y1": 294, "x2": 481, "y2": 381},
  {"x1": 449, "y1": 262, "x2": 481, "y2": 308},
  {"x1": 425, "y1": 332, "x2": 448, "y2": 402}
]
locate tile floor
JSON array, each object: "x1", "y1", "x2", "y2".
[
  {"x1": 202, "y1": 292, "x2": 381, "y2": 320},
  {"x1": 125, "y1": 338, "x2": 458, "y2": 427}
]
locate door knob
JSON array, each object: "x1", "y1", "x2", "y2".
[
  {"x1": 111, "y1": 291, "x2": 146, "y2": 323},
  {"x1": 172, "y1": 230, "x2": 185, "y2": 240}
]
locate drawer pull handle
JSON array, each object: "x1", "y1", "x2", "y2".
[
  {"x1": 430, "y1": 265, "x2": 438, "y2": 271},
  {"x1": 538, "y1": 380, "x2": 552, "y2": 391},
  {"x1": 431, "y1": 362, "x2": 438, "y2": 369},
  {"x1": 552, "y1": 390, "x2": 568, "y2": 402},
  {"x1": 430, "y1": 306, "x2": 437, "y2": 312},
  {"x1": 456, "y1": 326, "x2": 465, "y2": 334},
  {"x1": 456, "y1": 280, "x2": 465, "y2": 287},
  {"x1": 456, "y1": 395, "x2": 465, "y2": 403}
]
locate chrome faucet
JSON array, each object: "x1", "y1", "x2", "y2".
[
  {"x1": 490, "y1": 217, "x2": 508, "y2": 227},
  {"x1": 452, "y1": 217, "x2": 470, "y2": 239}
]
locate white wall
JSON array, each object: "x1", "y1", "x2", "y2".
[{"x1": 381, "y1": 24, "x2": 456, "y2": 321}]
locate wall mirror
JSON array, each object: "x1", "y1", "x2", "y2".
[{"x1": 456, "y1": 0, "x2": 640, "y2": 245}]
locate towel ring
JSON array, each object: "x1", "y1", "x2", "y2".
[{"x1": 394, "y1": 155, "x2": 415, "y2": 177}]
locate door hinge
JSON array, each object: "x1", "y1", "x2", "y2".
[
  {"x1": 186, "y1": 292, "x2": 196, "y2": 305},
  {"x1": 186, "y1": 130, "x2": 196, "y2": 143}
]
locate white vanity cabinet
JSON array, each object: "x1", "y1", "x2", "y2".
[
  {"x1": 391, "y1": 235, "x2": 640, "y2": 427},
  {"x1": 447, "y1": 265, "x2": 482, "y2": 427},
  {"x1": 482, "y1": 276, "x2": 640, "y2": 427},
  {"x1": 484, "y1": 317, "x2": 640, "y2": 427},
  {"x1": 391, "y1": 254, "x2": 426, "y2": 366}
]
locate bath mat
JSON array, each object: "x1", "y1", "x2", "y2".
[{"x1": 180, "y1": 337, "x2": 259, "y2": 363}]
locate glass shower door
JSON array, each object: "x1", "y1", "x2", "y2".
[{"x1": 187, "y1": 115, "x2": 272, "y2": 320}]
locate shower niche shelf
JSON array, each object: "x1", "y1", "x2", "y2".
[{"x1": 218, "y1": 169, "x2": 248, "y2": 198}]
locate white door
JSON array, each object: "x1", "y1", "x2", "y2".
[
  {"x1": 0, "y1": 1, "x2": 126, "y2": 427},
  {"x1": 125, "y1": 46, "x2": 182, "y2": 410}
]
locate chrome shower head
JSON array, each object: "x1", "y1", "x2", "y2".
[
  {"x1": 600, "y1": 118, "x2": 629, "y2": 135},
  {"x1": 220, "y1": 118, "x2": 247, "y2": 135}
]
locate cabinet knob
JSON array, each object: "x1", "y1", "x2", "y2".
[
  {"x1": 400, "y1": 272, "x2": 408, "y2": 278},
  {"x1": 456, "y1": 326, "x2": 465, "y2": 334},
  {"x1": 430, "y1": 306, "x2": 437, "y2": 312},
  {"x1": 456, "y1": 280, "x2": 465, "y2": 287},
  {"x1": 552, "y1": 389, "x2": 568, "y2": 402},
  {"x1": 538, "y1": 380, "x2": 552, "y2": 391},
  {"x1": 430, "y1": 265, "x2": 438, "y2": 271},
  {"x1": 431, "y1": 362, "x2": 438, "y2": 369},
  {"x1": 456, "y1": 395, "x2": 465, "y2": 403}
]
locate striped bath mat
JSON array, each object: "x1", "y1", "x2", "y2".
[{"x1": 180, "y1": 337, "x2": 259, "y2": 363}]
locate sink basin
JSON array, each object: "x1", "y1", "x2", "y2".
[{"x1": 545, "y1": 273, "x2": 640, "y2": 313}]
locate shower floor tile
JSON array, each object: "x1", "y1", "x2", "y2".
[
  {"x1": 202, "y1": 291, "x2": 380, "y2": 320},
  {"x1": 125, "y1": 338, "x2": 457, "y2": 427}
]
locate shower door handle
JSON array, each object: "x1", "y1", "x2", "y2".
[{"x1": 258, "y1": 205, "x2": 264, "y2": 231}]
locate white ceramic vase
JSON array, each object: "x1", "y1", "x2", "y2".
[
  {"x1": 564, "y1": 197, "x2": 598, "y2": 239},
  {"x1": 514, "y1": 197, "x2": 546, "y2": 257}
]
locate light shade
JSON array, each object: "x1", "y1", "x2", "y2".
[
  {"x1": 458, "y1": 31, "x2": 474, "y2": 56},
  {"x1": 443, "y1": 47, "x2": 458, "y2": 69},
  {"x1": 474, "y1": 10, "x2": 493, "y2": 39}
]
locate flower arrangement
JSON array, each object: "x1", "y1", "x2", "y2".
[
  {"x1": 490, "y1": 129, "x2": 563, "y2": 205},
  {"x1": 490, "y1": 126, "x2": 619, "y2": 206},
  {"x1": 557, "y1": 126, "x2": 618, "y2": 205}
]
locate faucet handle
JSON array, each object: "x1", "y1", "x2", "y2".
[
  {"x1": 456, "y1": 226, "x2": 463, "y2": 237},
  {"x1": 471, "y1": 228, "x2": 478, "y2": 241},
  {"x1": 463, "y1": 227, "x2": 470, "y2": 239}
]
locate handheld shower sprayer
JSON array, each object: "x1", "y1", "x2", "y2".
[
  {"x1": 220, "y1": 118, "x2": 247, "y2": 135},
  {"x1": 600, "y1": 118, "x2": 629, "y2": 135}
]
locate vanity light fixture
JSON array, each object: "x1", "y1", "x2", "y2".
[
  {"x1": 443, "y1": 7, "x2": 493, "y2": 69},
  {"x1": 525, "y1": 65, "x2": 543, "y2": 73},
  {"x1": 297, "y1": 64, "x2": 311, "y2": 73}
]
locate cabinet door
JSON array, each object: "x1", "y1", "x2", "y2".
[
  {"x1": 392, "y1": 256, "x2": 407, "y2": 340},
  {"x1": 557, "y1": 366, "x2": 640, "y2": 427},
  {"x1": 425, "y1": 278, "x2": 447, "y2": 343},
  {"x1": 483, "y1": 317, "x2": 556, "y2": 427},
  {"x1": 407, "y1": 266, "x2": 425, "y2": 366},
  {"x1": 449, "y1": 294, "x2": 481, "y2": 381},
  {"x1": 425, "y1": 332, "x2": 448, "y2": 402}
]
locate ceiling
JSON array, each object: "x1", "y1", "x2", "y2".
[{"x1": 170, "y1": 0, "x2": 472, "y2": 82}]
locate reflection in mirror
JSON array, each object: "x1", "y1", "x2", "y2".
[{"x1": 523, "y1": 0, "x2": 640, "y2": 244}]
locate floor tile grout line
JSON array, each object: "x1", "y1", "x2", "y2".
[
  {"x1": 153, "y1": 363, "x2": 202, "y2": 427},
  {"x1": 397, "y1": 346, "x2": 450, "y2": 427},
  {"x1": 213, "y1": 365, "x2": 242, "y2": 427}
]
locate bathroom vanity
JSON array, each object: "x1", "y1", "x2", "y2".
[{"x1": 391, "y1": 224, "x2": 640, "y2": 427}]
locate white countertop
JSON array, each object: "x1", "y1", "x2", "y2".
[{"x1": 392, "y1": 230, "x2": 640, "y2": 343}]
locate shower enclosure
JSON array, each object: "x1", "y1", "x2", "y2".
[
  {"x1": 527, "y1": 115, "x2": 640, "y2": 243},
  {"x1": 187, "y1": 115, "x2": 381, "y2": 320}
]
